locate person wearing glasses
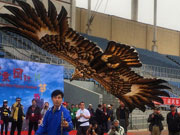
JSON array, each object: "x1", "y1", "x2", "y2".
[{"x1": 10, "y1": 97, "x2": 25, "y2": 135}]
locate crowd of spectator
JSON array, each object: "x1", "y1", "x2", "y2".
[
  {"x1": 63, "y1": 101, "x2": 127, "y2": 135},
  {"x1": 2, "y1": 96, "x2": 180, "y2": 135},
  {"x1": 147, "y1": 104, "x2": 180, "y2": 135},
  {"x1": 0, "y1": 97, "x2": 127, "y2": 135}
]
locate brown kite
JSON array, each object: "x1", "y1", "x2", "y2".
[{"x1": 0, "y1": 0, "x2": 170, "y2": 112}]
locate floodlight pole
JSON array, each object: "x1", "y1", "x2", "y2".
[
  {"x1": 152, "y1": 0, "x2": 158, "y2": 52},
  {"x1": 86, "y1": 0, "x2": 91, "y2": 35},
  {"x1": 131, "y1": 0, "x2": 138, "y2": 21},
  {"x1": 70, "y1": 0, "x2": 76, "y2": 30}
]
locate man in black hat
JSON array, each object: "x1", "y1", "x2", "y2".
[
  {"x1": 167, "y1": 104, "x2": 180, "y2": 135},
  {"x1": 0, "y1": 100, "x2": 11, "y2": 135},
  {"x1": 148, "y1": 107, "x2": 164, "y2": 135}
]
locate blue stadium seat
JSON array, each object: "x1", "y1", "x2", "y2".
[
  {"x1": 168, "y1": 81, "x2": 180, "y2": 88},
  {"x1": 136, "y1": 48, "x2": 180, "y2": 69},
  {"x1": 166, "y1": 55, "x2": 180, "y2": 65},
  {"x1": 81, "y1": 33, "x2": 180, "y2": 70}
]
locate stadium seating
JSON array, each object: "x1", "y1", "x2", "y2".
[
  {"x1": 166, "y1": 55, "x2": 180, "y2": 65},
  {"x1": 136, "y1": 48, "x2": 180, "y2": 69},
  {"x1": 168, "y1": 81, "x2": 180, "y2": 89},
  {"x1": 82, "y1": 33, "x2": 180, "y2": 69},
  {"x1": 81, "y1": 33, "x2": 109, "y2": 51}
]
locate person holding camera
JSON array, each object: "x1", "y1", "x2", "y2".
[
  {"x1": 76, "y1": 102, "x2": 90, "y2": 135},
  {"x1": 108, "y1": 120, "x2": 124, "y2": 135},
  {"x1": 148, "y1": 107, "x2": 164, "y2": 135},
  {"x1": 86, "y1": 122, "x2": 100, "y2": 135}
]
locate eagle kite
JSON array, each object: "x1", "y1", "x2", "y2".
[{"x1": 0, "y1": 0, "x2": 170, "y2": 112}]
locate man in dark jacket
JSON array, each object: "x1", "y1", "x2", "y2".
[
  {"x1": 148, "y1": 107, "x2": 164, "y2": 135},
  {"x1": 167, "y1": 104, "x2": 180, "y2": 135},
  {"x1": 101, "y1": 103, "x2": 108, "y2": 132},
  {"x1": 1, "y1": 100, "x2": 11, "y2": 135},
  {"x1": 26, "y1": 99, "x2": 41, "y2": 135},
  {"x1": 95, "y1": 104, "x2": 105, "y2": 135},
  {"x1": 116, "y1": 100, "x2": 129, "y2": 134},
  {"x1": 88, "y1": 104, "x2": 95, "y2": 124}
]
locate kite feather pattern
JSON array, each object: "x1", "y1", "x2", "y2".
[{"x1": 0, "y1": 0, "x2": 170, "y2": 112}]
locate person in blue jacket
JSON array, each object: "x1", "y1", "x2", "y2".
[{"x1": 36, "y1": 90, "x2": 73, "y2": 135}]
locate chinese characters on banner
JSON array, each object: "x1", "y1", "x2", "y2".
[
  {"x1": 0, "y1": 66, "x2": 36, "y2": 89},
  {"x1": 0, "y1": 67, "x2": 31, "y2": 82},
  {"x1": 154, "y1": 97, "x2": 180, "y2": 106}
]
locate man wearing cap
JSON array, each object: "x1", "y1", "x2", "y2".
[
  {"x1": 10, "y1": 97, "x2": 25, "y2": 135},
  {"x1": 62, "y1": 102, "x2": 67, "y2": 108},
  {"x1": 148, "y1": 107, "x2": 164, "y2": 135},
  {"x1": 0, "y1": 100, "x2": 11, "y2": 135},
  {"x1": 167, "y1": 104, "x2": 180, "y2": 135}
]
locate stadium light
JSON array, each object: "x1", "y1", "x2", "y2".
[{"x1": 152, "y1": 0, "x2": 158, "y2": 52}]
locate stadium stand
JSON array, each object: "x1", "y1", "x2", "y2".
[
  {"x1": 136, "y1": 48, "x2": 180, "y2": 69},
  {"x1": 166, "y1": 54, "x2": 180, "y2": 66}
]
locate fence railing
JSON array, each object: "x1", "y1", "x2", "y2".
[
  {"x1": 133, "y1": 64, "x2": 180, "y2": 80},
  {"x1": 129, "y1": 109, "x2": 168, "y2": 130}
]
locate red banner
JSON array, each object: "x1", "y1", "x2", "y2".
[{"x1": 154, "y1": 97, "x2": 180, "y2": 106}]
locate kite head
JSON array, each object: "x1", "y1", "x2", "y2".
[{"x1": 70, "y1": 68, "x2": 84, "y2": 81}]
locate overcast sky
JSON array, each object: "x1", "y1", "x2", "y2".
[{"x1": 76, "y1": 0, "x2": 180, "y2": 31}]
